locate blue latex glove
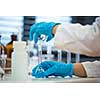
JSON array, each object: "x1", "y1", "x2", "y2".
[
  {"x1": 32, "y1": 61, "x2": 74, "y2": 78},
  {"x1": 29, "y1": 22, "x2": 60, "y2": 43}
]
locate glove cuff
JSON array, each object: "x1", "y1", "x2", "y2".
[
  {"x1": 69, "y1": 63, "x2": 74, "y2": 77},
  {"x1": 47, "y1": 22, "x2": 60, "y2": 41},
  {"x1": 49, "y1": 22, "x2": 60, "y2": 35},
  {"x1": 65, "y1": 63, "x2": 74, "y2": 77}
]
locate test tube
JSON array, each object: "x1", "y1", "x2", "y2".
[
  {"x1": 35, "y1": 35, "x2": 47, "y2": 74},
  {"x1": 67, "y1": 52, "x2": 71, "y2": 63},
  {"x1": 38, "y1": 40, "x2": 43, "y2": 64},
  {"x1": 34, "y1": 39, "x2": 43, "y2": 74},
  {"x1": 1, "y1": 48, "x2": 7, "y2": 69},
  {"x1": 75, "y1": 53, "x2": 80, "y2": 63},
  {"x1": 47, "y1": 45, "x2": 52, "y2": 60},
  {"x1": 58, "y1": 50, "x2": 62, "y2": 62},
  {"x1": 16, "y1": 27, "x2": 22, "y2": 41}
]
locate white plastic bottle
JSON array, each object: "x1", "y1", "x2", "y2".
[{"x1": 12, "y1": 41, "x2": 29, "y2": 81}]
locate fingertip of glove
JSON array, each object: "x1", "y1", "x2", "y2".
[{"x1": 33, "y1": 33, "x2": 38, "y2": 43}]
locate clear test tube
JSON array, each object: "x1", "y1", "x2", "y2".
[
  {"x1": 58, "y1": 50, "x2": 62, "y2": 62},
  {"x1": 34, "y1": 40, "x2": 43, "y2": 74},
  {"x1": 37, "y1": 34, "x2": 47, "y2": 64},
  {"x1": 75, "y1": 53, "x2": 80, "y2": 63},
  {"x1": 38, "y1": 41, "x2": 42, "y2": 64},
  {"x1": 35, "y1": 35, "x2": 47, "y2": 74},
  {"x1": 67, "y1": 52, "x2": 71, "y2": 63},
  {"x1": 47, "y1": 45, "x2": 52, "y2": 60}
]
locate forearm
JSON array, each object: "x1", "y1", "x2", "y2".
[
  {"x1": 53, "y1": 26, "x2": 87, "y2": 77},
  {"x1": 73, "y1": 63, "x2": 87, "y2": 77}
]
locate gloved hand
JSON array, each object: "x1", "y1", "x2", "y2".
[
  {"x1": 29, "y1": 22, "x2": 60, "y2": 43},
  {"x1": 32, "y1": 61, "x2": 74, "y2": 78}
]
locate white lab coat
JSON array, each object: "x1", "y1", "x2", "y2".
[{"x1": 54, "y1": 17, "x2": 100, "y2": 78}]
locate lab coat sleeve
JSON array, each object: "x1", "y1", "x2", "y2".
[
  {"x1": 81, "y1": 61, "x2": 100, "y2": 78},
  {"x1": 54, "y1": 17, "x2": 100, "y2": 56}
]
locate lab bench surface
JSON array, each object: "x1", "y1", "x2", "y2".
[{"x1": 0, "y1": 74, "x2": 100, "y2": 83}]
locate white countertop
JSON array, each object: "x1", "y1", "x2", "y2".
[{"x1": 0, "y1": 74, "x2": 100, "y2": 83}]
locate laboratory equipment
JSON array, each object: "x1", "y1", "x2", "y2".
[
  {"x1": 46, "y1": 38, "x2": 54, "y2": 61},
  {"x1": 16, "y1": 27, "x2": 22, "y2": 41},
  {"x1": 0, "y1": 35, "x2": 6, "y2": 55},
  {"x1": 37, "y1": 39, "x2": 42, "y2": 64},
  {"x1": 0, "y1": 35, "x2": 6, "y2": 78},
  {"x1": 0, "y1": 50, "x2": 5, "y2": 79},
  {"x1": 34, "y1": 35, "x2": 47, "y2": 76},
  {"x1": 58, "y1": 50, "x2": 62, "y2": 62},
  {"x1": 1, "y1": 49, "x2": 7, "y2": 69},
  {"x1": 0, "y1": 67, "x2": 4, "y2": 79},
  {"x1": 37, "y1": 35, "x2": 47, "y2": 63},
  {"x1": 12, "y1": 41, "x2": 29, "y2": 81},
  {"x1": 47, "y1": 44, "x2": 52, "y2": 60},
  {"x1": 6, "y1": 34, "x2": 17, "y2": 58},
  {"x1": 27, "y1": 40, "x2": 39, "y2": 74},
  {"x1": 75, "y1": 53, "x2": 80, "y2": 63},
  {"x1": 67, "y1": 52, "x2": 71, "y2": 63},
  {"x1": 67, "y1": 52, "x2": 80, "y2": 63}
]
